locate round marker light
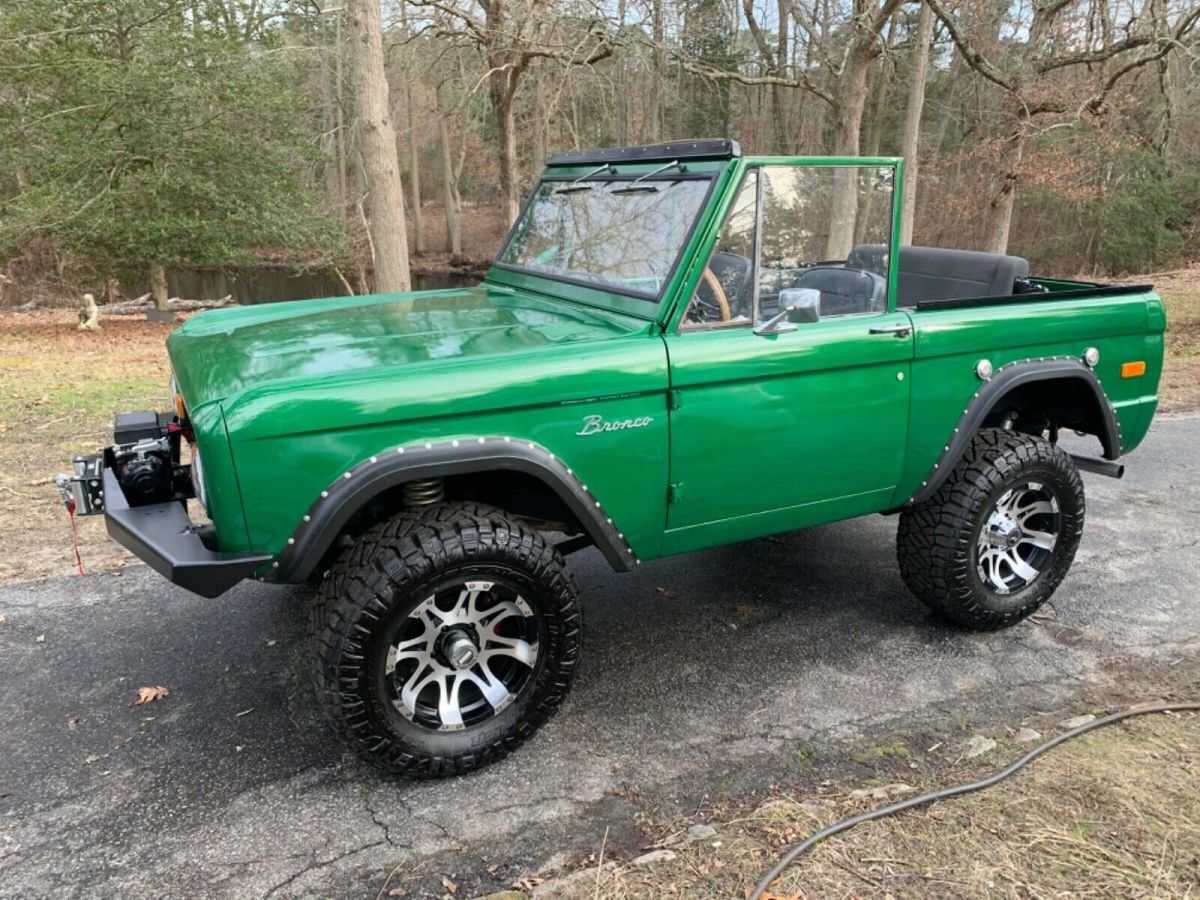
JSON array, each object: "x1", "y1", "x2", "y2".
[
  {"x1": 975, "y1": 359, "x2": 994, "y2": 380},
  {"x1": 1083, "y1": 347, "x2": 1100, "y2": 368}
]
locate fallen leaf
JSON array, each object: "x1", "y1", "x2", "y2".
[
  {"x1": 66, "y1": 716, "x2": 80, "y2": 728},
  {"x1": 84, "y1": 754, "x2": 102, "y2": 765},
  {"x1": 440, "y1": 875, "x2": 457, "y2": 894},
  {"x1": 630, "y1": 849, "x2": 676, "y2": 866},
  {"x1": 965, "y1": 735, "x2": 997, "y2": 758},
  {"x1": 1060, "y1": 714, "x2": 1097, "y2": 729},
  {"x1": 131, "y1": 685, "x2": 170, "y2": 706},
  {"x1": 265, "y1": 639, "x2": 277, "y2": 647},
  {"x1": 850, "y1": 782, "x2": 916, "y2": 802}
]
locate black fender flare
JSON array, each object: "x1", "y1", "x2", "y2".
[
  {"x1": 906, "y1": 357, "x2": 1123, "y2": 506},
  {"x1": 268, "y1": 436, "x2": 639, "y2": 583}
]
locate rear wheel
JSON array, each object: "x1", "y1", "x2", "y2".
[
  {"x1": 311, "y1": 502, "x2": 581, "y2": 777},
  {"x1": 896, "y1": 429, "x2": 1085, "y2": 630}
]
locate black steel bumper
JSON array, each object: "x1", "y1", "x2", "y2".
[{"x1": 102, "y1": 468, "x2": 272, "y2": 599}]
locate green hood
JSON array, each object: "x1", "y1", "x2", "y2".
[{"x1": 167, "y1": 283, "x2": 645, "y2": 411}]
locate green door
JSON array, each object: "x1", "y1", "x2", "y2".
[{"x1": 663, "y1": 162, "x2": 914, "y2": 555}]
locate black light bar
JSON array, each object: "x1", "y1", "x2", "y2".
[{"x1": 546, "y1": 139, "x2": 741, "y2": 167}]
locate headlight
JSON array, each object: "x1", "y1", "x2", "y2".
[{"x1": 190, "y1": 445, "x2": 208, "y2": 511}]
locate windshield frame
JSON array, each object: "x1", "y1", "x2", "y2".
[{"x1": 492, "y1": 171, "x2": 719, "y2": 306}]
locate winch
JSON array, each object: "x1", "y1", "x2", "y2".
[{"x1": 55, "y1": 411, "x2": 188, "y2": 515}]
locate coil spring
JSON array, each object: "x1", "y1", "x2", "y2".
[{"x1": 403, "y1": 478, "x2": 444, "y2": 506}]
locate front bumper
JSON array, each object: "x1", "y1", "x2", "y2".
[
  {"x1": 57, "y1": 411, "x2": 272, "y2": 599},
  {"x1": 100, "y1": 467, "x2": 271, "y2": 598}
]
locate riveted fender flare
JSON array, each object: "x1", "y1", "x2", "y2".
[
  {"x1": 267, "y1": 437, "x2": 639, "y2": 583},
  {"x1": 905, "y1": 358, "x2": 1123, "y2": 507}
]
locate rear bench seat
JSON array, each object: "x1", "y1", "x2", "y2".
[{"x1": 847, "y1": 245, "x2": 1029, "y2": 308}]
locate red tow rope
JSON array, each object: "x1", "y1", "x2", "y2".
[{"x1": 65, "y1": 497, "x2": 85, "y2": 576}]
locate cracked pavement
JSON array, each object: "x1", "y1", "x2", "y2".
[{"x1": 1, "y1": 414, "x2": 1198, "y2": 898}]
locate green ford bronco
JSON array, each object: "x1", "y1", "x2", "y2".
[{"x1": 57, "y1": 140, "x2": 1164, "y2": 777}]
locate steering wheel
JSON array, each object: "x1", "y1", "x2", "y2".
[{"x1": 688, "y1": 267, "x2": 731, "y2": 324}]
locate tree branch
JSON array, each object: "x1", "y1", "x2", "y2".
[{"x1": 924, "y1": 0, "x2": 1018, "y2": 93}]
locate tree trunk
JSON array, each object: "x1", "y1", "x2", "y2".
[
  {"x1": 771, "y1": 0, "x2": 788, "y2": 152},
  {"x1": 899, "y1": 0, "x2": 934, "y2": 245},
  {"x1": 648, "y1": 0, "x2": 663, "y2": 142},
  {"x1": 334, "y1": 11, "x2": 348, "y2": 212},
  {"x1": 406, "y1": 86, "x2": 425, "y2": 255},
  {"x1": 149, "y1": 262, "x2": 168, "y2": 310},
  {"x1": 825, "y1": 44, "x2": 873, "y2": 258},
  {"x1": 346, "y1": 0, "x2": 410, "y2": 292},
  {"x1": 985, "y1": 135, "x2": 1023, "y2": 254},
  {"x1": 399, "y1": 1, "x2": 424, "y2": 255},
  {"x1": 439, "y1": 111, "x2": 462, "y2": 258},
  {"x1": 489, "y1": 70, "x2": 521, "y2": 227}
]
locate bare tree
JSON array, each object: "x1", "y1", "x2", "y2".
[
  {"x1": 898, "y1": 0, "x2": 933, "y2": 244},
  {"x1": 347, "y1": 0, "x2": 411, "y2": 291},
  {"x1": 926, "y1": 0, "x2": 1200, "y2": 253},
  {"x1": 414, "y1": 0, "x2": 613, "y2": 225}
]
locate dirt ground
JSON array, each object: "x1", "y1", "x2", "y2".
[
  {"x1": 1145, "y1": 267, "x2": 1200, "y2": 411},
  {"x1": 1, "y1": 270, "x2": 1197, "y2": 584},
  {"x1": 551, "y1": 706, "x2": 1200, "y2": 899},
  {"x1": 0, "y1": 314, "x2": 179, "y2": 582}
]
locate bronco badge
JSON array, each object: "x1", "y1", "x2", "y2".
[{"x1": 576, "y1": 414, "x2": 654, "y2": 436}]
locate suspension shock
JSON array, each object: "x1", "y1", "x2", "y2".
[{"x1": 403, "y1": 478, "x2": 444, "y2": 507}]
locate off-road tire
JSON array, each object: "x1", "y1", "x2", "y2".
[
  {"x1": 896, "y1": 429, "x2": 1085, "y2": 630},
  {"x1": 310, "y1": 502, "x2": 581, "y2": 777}
]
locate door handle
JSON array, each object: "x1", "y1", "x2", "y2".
[{"x1": 869, "y1": 324, "x2": 912, "y2": 338}]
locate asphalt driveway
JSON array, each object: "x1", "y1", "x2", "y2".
[{"x1": 1, "y1": 414, "x2": 1198, "y2": 898}]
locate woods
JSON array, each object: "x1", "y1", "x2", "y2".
[{"x1": 1, "y1": 0, "x2": 1198, "y2": 304}]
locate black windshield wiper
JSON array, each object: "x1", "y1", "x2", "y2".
[
  {"x1": 609, "y1": 160, "x2": 685, "y2": 194},
  {"x1": 554, "y1": 163, "x2": 616, "y2": 194}
]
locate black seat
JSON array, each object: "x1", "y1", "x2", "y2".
[
  {"x1": 791, "y1": 266, "x2": 886, "y2": 317},
  {"x1": 847, "y1": 244, "x2": 1029, "y2": 307}
]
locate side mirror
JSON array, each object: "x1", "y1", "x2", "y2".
[
  {"x1": 780, "y1": 288, "x2": 820, "y2": 323},
  {"x1": 754, "y1": 288, "x2": 821, "y2": 336}
]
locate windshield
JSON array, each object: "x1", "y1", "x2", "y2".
[{"x1": 496, "y1": 177, "x2": 713, "y2": 300}]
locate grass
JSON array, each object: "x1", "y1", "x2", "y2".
[
  {"x1": 0, "y1": 312, "x2": 178, "y2": 582},
  {"x1": 1148, "y1": 268, "x2": 1200, "y2": 411},
  {"x1": 547, "y1": 712, "x2": 1200, "y2": 898},
  {"x1": 1, "y1": 268, "x2": 1198, "y2": 584}
]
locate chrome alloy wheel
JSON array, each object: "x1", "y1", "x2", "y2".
[
  {"x1": 975, "y1": 482, "x2": 1060, "y2": 595},
  {"x1": 385, "y1": 580, "x2": 540, "y2": 732}
]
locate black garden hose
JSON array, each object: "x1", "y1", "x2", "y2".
[{"x1": 749, "y1": 701, "x2": 1200, "y2": 900}]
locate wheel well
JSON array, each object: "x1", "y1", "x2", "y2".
[
  {"x1": 312, "y1": 470, "x2": 589, "y2": 575},
  {"x1": 982, "y1": 376, "x2": 1114, "y2": 455}
]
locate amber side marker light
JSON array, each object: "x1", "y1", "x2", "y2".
[{"x1": 1121, "y1": 361, "x2": 1147, "y2": 378}]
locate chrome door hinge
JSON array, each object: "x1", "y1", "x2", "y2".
[
  {"x1": 668, "y1": 482, "x2": 683, "y2": 504},
  {"x1": 667, "y1": 389, "x2": 682, "y2": 411}
]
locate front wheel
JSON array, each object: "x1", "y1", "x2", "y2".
[
  {"x1": 897, "y1": 429, "x2": 1085, "y2": 630},
  {"x1": 311, "y1": 502, "x2": 581, "y2": 777}
]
